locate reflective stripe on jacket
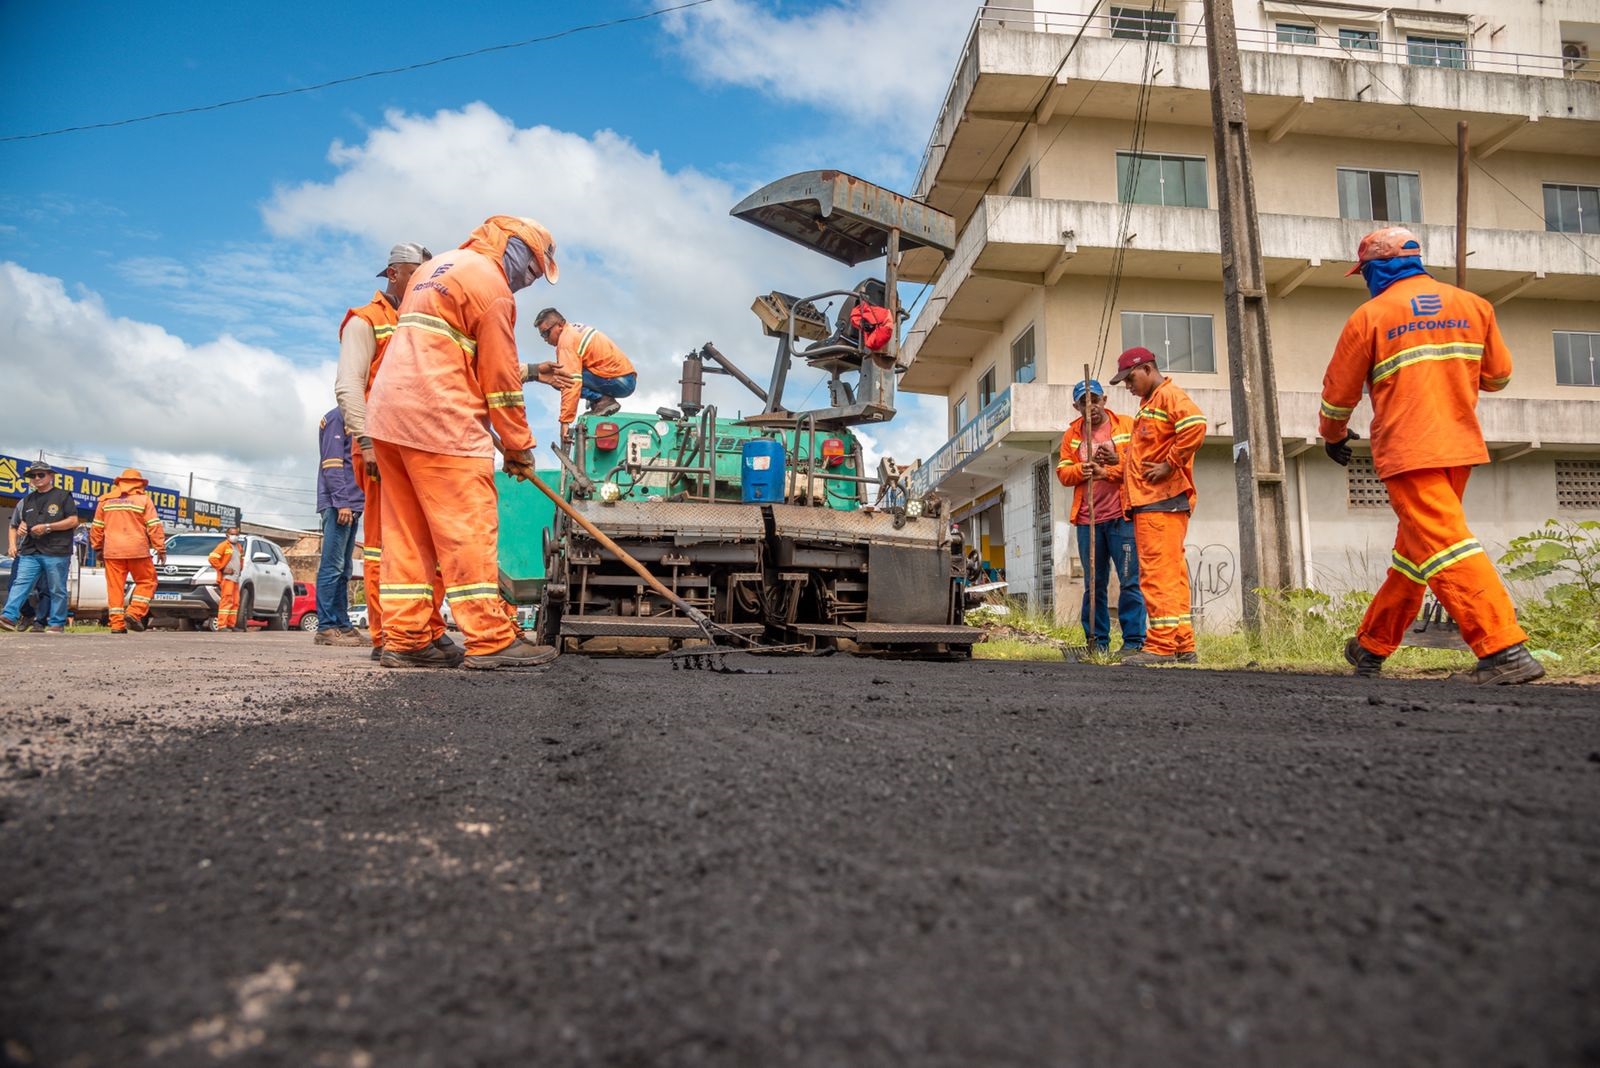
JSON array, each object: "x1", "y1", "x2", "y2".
[
  {"x1": 1122, "y1": 378, "x2": 1206, "y2": 512},
  {"x1": 1056, "y1": 410, "x2": 1133, "y2": 523},
  {"x1": 366, "y1": 218, "x2": 540, "y2": 458},
  {"x1": 1319, "y1": 274, "x2": 1511, "y2": 480},
  {"x1": 557, "y1": 323, "x2": 636, "y2": 425}
]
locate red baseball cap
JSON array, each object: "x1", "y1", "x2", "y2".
[
  {"x1": 1345, "y1": 226, "x2": 1421, "y2": 276},
  {"x1": 1109, "y1": 346, "x2": 1158, "y2": 385}
]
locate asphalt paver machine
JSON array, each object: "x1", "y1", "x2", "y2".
[{"x1": 498, "y1": 171, "x2": 978, "y2": 656}]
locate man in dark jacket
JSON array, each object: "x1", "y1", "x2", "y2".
[{"x1": 314, "y1": 407, "x2": 367, "y2": 645}]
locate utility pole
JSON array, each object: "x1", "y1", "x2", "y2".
[
  {"x1": 1203, "y1": 0, "x2": 1293, "y2": 630},
  {"x1": 1456, "y1": 121, "x2": 1470, "y2": 288}
]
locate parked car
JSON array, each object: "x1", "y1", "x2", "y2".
[
  {"x1": 348, "y1": 604, "x2": 368, "y2": 629},
  {"x1": 291, "y1": 581, "x2": 317, "y2": 630},
  {"x1": 1, "y1": 551, "x2": 110, "y2": 625},
  {"x1": 147, "y1": 532, "x2": 296, "y2": 631}
]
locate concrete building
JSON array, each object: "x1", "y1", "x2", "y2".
[{"x1": 900, "y1": 0, "x2": 1600, "y2": 628}]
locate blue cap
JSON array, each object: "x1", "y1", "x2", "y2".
[{"x1": 1072, "y1": 380, "x2": 1105, "y2": 404}]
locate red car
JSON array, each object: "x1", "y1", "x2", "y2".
[{"x1": 245, "y1": 581, "x2": 318, "y2": 631}]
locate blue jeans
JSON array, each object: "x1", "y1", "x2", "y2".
[
  {"x1": 581, "y1": 370, "x2": 637, "y2": 405},
  {"x1": 316, "y1": 508, "x2": 359, "y2": 629},
  {"x1": 1075, "y1": 516, "x2": 1146, "y2": 651},
  {"x1": 3, "y1": 554, "x2": 71, "y2": 628}
]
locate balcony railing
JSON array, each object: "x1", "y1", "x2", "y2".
[
  {"x1": 912, "y1": 387, "x2": 1012, "y2": 498},
  {"x1": 917, "y1": 4, "x2": 1593, "y2": 193}
]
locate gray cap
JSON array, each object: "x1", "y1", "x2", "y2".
[{"x1": 376, "y1": 242, "x2": 432, "y2": 277}]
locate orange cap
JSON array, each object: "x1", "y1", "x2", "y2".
[{"x1": 1346, "y1": 226, "x2": 1421, "y2": 276}]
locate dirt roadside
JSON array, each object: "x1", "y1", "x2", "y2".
[{"x1": 1, "y1": 632, "x2": 1596, "y2": 1067}]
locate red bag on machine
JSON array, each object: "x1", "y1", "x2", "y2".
[{"x1": 850, "y1": 302, "x2": 893, "y2": 352}]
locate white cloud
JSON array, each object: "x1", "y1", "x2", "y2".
[
  {"x1": 0, "y1": 262, "x2": 330, "y2": 527},
  {"x1": 661, "y1": 0, "x2": 976, "y2": 143}
]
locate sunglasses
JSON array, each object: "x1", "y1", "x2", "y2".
[
  {"x1": 28, "y1": 472, "x2": 51, "y2": 479},
  {"x1": 537, "y1": 323, "x2": 558, "y2": 339}
]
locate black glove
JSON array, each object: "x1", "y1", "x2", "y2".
[{"x1": 1324, "y1": 429, "x2": 1360, "y2": 466}]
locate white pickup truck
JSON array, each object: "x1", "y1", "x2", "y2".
[{"x1": 0, "y1": 552, "x2": 110, "y2": 623}]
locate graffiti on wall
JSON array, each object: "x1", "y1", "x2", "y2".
[{"x1": 1186, "y1": 543, "x2": 1236, "y2": 608}]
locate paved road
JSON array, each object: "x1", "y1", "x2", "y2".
[{"x1": 1, "y1": 632, "x2": 1596, "y2": 1067}]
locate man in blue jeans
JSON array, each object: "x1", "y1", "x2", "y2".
[
  {"x1": 313, "y1": 407, "x2": 368, "y2": 646},
  {"x1": 2, "y1": 461, "x2": 79, "y2": 634},
  {"x1": 1055, "y1": 381, "x2": 1147, "y2": 655}
]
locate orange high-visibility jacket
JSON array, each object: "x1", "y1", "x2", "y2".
[
  {"x1": 556, "y1": 323, "x2": 636, "y2": 425},
  {"x1": 1122, "y1": 378, "x2": 1207, "y2": 511},
  {"x1": 366, "y1": 216, "x2": 543, "y2": 458},
  {"x1": 208, "y1": 538, "x2": 241, "y2": 580},
  {"x1": 1319, "y1": 274, "x2": 1511, "y2": 481},
  {"x1": 341, "y1": 292, "x2": 398, "y2": 394},
  {"x1": 89, "y1": 470, "x2": 167, "y2": 559},
  {"x1": 1056, "y1": 410, "x2": 1133, "y2": 522}
]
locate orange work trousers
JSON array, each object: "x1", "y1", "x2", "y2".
[
  {"x1": 1357, "y1": 466, "x2": 1526, "y2": 660},
  {"x1": 1133, "y1": 510, "x2": 1195, "y2": 656},
  {"x1": 216, "y1": 577, "x2": 240, "y2": 630},
  {"x1": 354, "y1": 449, "x2": 445, "y2": 649},
  {"x1": 372, "y1": 440, "x2": 517, "y2": 656},
  {"x1": 105, "y1": 556, "x2": 157, "y2": 632}
]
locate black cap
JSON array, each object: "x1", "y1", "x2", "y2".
[{"x1": 23, "y1": 460, "x2": 51, "y2": 476}]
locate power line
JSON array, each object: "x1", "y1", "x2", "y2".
[{"x1": 1, "y1": 0, "x2": 717, "y2": 144}]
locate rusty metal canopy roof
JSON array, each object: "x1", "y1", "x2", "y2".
[{"x1": 730, "y1": 170, "x2": 957, "y2": 266}]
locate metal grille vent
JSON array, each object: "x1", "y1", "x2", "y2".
[
  {"x1": 1556, "y1": 460, "x2": 1600, "y2": 511},
  {"x1": 1346, "y1": 457, "x2": 1391, "y2": 509}
]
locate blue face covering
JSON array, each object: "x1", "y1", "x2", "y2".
[
  {"x1": 1359, "y1": 255, "x2": 1428, "y2": 298},
  {"x1": 502, "y1": 236, "x2": 536, "y2": 292}
]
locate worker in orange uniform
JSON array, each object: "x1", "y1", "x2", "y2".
[
  {"x1": 333, "y1": 241, "x2": 456, "y2": 663},
  {"x1": 1321, "y1": 226, "x2": 1542, "y2": 685},
  {"x1": 208, "y1": 526, "x2": 244, "y2": 632},
  {"x1": 529, "y1": 308, "x2": 637, "y2": 445},
  {"x1": 1056, "y1": 379, "x2": 1145, "y2": 656},
  {"x1": 88, "y1": 468, "x2": 167, "y2": 634},
  {"x1": 1108, "y1": 346, "x2": 1207, "y2": 666},
  {"x1": 365, "y1": 215, "x2": 562, "y2": 669}
]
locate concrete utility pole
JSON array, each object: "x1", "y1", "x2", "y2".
[{"x1": 1202, "y1": 0, "x2": 1293, "y2": 629}]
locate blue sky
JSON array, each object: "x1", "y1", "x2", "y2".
[{"x1": 1, "y1": 0, "x2": 974, "y2": 526}]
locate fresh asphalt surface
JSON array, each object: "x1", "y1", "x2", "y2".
[{"x1": 0, "y1": 632, "x2": 1596, "y2": 1068}]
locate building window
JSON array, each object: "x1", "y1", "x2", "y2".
[
  {"x1": 1109, "y1": 6, "x2": 1176, "y2": 42},
  {"x1": 1543, "y1": 184, "x2": 1600, "y2": 234},
  {"x1": 1009, "y1": 166, "x2": 1032, "y2": 199},
  {"x1": 1277, "y1": 23, "x2": 1316, "y2": 45},
  {"x1": 1407, "y1": 35, "x2": 1466, "y2": 69},
  {"x1": 1337, "y1": 168, "x2": 1422, "y2": 224},
  {"x1": 953, "y1": 394, "x2": 969, "y2": 433},
  {"x1": 1117, "y1": 152, "x2": 1208, "y2": 208},
  {"x1": 1555, "y1": 331, "x2": 1600, "y2": 387},
  {"x1": 1346, "y1": 457, "x2": 1391, "y2": 509},
  {"x1": 1011, "y1": 326, "x2": 1037, "y2": 384},
  {"x1": 1555, "y1": 460, "x2": 1600, "y2": 512},
  {"x1": 978, "y1": 365, "x2": 998, "y2": 407},
  {"x1": 1339, "y1": 28, "x2": 1378, "y2": 50},
  {"x1": 1121, "y1": 312, "x2": 1216, "y2": 374}
]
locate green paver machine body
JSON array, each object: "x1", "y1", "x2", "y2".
[{"x1": 496, "y1": 171, "x2": 980, "y2": 656}]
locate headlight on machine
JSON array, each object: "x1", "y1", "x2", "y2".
[
  {"x1": 599, "y1": 481, "x2": 622, "y2": 503},
  {"x1": 904, "y1": 497, "x2": 924, "y2": 519}
]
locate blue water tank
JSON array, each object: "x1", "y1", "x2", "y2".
[{"x1": 741, "y1": 439, "x2": 786, "y2": 503}]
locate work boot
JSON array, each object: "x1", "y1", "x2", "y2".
[
  {"x1": 0, "y1": 617, "x2": 18, "y2": 633},
  {"x1": 29, "y1": 621, "x2": 47, "y2": 633},
  {"x1": 590, "y1": 396, "x2": 622, "y2": 417},
  {"x1": 315, "y1": 627, "x2": 366, "y2": 648},
  {"x1": 1121, "y1": 650, "x2": 1176, "y2": 666},
  {"x1": 1467, "y1": 643, "x2": 1545, "y2": 686},
  {"x1": 370, "y1": 646, "x2": 382, "y2": 662},
  {"x1": 45, "y1": 626, "x2": 64, "y2": 635},
  {"x1": 431, "y1": 636, "x2": 465, "y2": 667},
  {"x1": 380, "y1": 643, "x2": 460, "y2": 669},
  {"x1": 1174, "y1": 651, "x2": 1199, "y2": 664},
  {"x1": 126, "y1": 614, "x2": 148, "y2": 632},
  {"x1": 465, "y1": 636, "x2": 559, "y2": 670},
  {"x1": 110, "y1": 628, "x2": 127, "y2": 635},
  {"x1": 1344, "y1": 636, "x2": 1385, "y2": 678}
]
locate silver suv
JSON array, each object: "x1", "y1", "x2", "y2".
[{"x1": 149, "y1": 531, "x2": 297, "y2": 631}]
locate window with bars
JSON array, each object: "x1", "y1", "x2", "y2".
[
  {"x1": 1277, "y1": 23, "x2": 1316, "y2": 44},
  {"x1": 1346, "y1": 457, "x2": 1391, "y2": 509},
  {"x1": 1554, "y1": 331, "x2": 1600, "y2": 387},
  {"x1": 1337, "y1": 168, "x2": 1422, "y2": 224},
  {"x1": 1121, "y1": 312, "x2": 1216, "y2": 374},
  {"x1": 1012, "y1": 326, "x2": 1037, "y2": 384},
  {"x1": 1110, "y1": 6, "x2": 1176, "y2": 42},
  {"x1": 1339, "y1": 28, "x2": 1378, "y2": 50},
  {"x1": 1543, "y1": 184, "x2": 1600, "y2": 235},
  {"x1": 1556, "y1": 460, "x2": 1600, "y2": 511},
  {"x1": 1407, "y1": 35, "x2": 1466, "y2": 68},
  {"x1": 1116, "y1": 152, "x2": 1208, "y2": 208}
]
